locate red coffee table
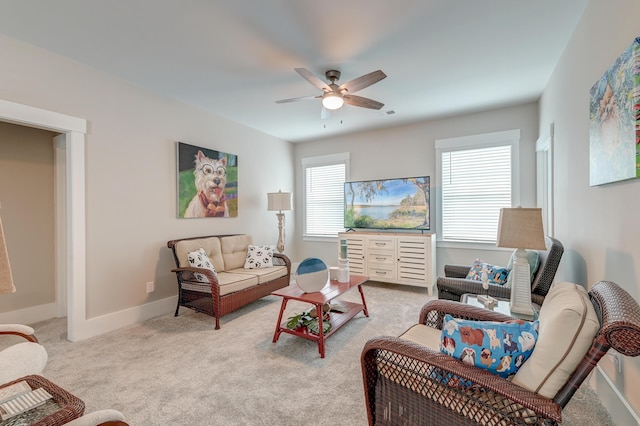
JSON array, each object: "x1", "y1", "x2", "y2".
[{"x1": 271, "y1": 274, "x2": 370, "y2": 358}]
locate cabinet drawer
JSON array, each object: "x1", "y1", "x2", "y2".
[
  {"x1": 368, "y1": 265, "x2": 396, "y2": 280},
  {"x1": 367, "y1": 237, "x2": 394, "y2": 250},
  {"x1": 367, "y1": 250, "x2": 395, "y2": 265}
]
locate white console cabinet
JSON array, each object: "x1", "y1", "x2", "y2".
[{"x1": 338, "y1": 232, "x2": 436, "y2": 295}]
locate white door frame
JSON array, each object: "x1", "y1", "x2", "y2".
[
  {"x1": 536, "y1": 122, "x2": 554, "y2": 237},
  {"x1": 0, "y1": 99, "x2": 87, "y2": 341}
]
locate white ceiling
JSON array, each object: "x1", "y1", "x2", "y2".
[{"x1": 0, "y1": 0, "x2": 588, "y2": 142}]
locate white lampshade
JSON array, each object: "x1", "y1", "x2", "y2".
[
  {"x1": 321, "y1": 93, "x2": 344, "y2": 110},
  {"x1": 267, "y1": 191, "x2": 292, "y2": 212},
  {"x1": 496, "y1": 207, "x2": 546, "y2": 250}
]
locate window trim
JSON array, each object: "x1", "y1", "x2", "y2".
[
  {"x1": 301, "y1": 152, "x2": 350, "y2": 241},
  {"x1": 435, "y1": 129, "x2": 520, "y2": 248}
]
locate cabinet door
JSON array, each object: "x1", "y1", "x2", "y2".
[
  {"x1": 397, "y1": 236, "x2": 430, "y2": 287},
  {"x1": 338, "y1": 234, "x2": 366, "y2": 275}
]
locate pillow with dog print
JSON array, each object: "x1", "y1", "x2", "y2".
[
  {"x1": 187, "y1": 248, "x2": 217, "y2": 282},
  {"x1": 440, "y1": 314, "x2": 539, "y2": 378},
  {"x1": 465, "y1": 259, "x2": 510, "y2": 285},
  {"x1": 243, "y1": 245, "x2": 274, "y2": 269}
]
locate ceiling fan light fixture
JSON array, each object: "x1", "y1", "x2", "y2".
[{"x1": 322, "y1": 92, "x2": 344, "y2": 110}]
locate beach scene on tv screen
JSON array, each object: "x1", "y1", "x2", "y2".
[{"x1": 345, "y1": 176, "x2": 430, "y2": 230}]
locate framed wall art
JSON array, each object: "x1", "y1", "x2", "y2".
[
  {"x1": 589, "y1": 37, "x2": 640, "y2": 186},
  {"x1": 176, "y1": 142, "x2": 238, "y2": 218}
]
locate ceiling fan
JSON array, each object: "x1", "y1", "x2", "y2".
[{"x1": 275, "y1": 68, "x2": 387, "y2": 116}]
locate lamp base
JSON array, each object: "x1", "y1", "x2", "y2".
[
  {"x1": 275, "y1": 212, "x2": 285, "y2": 253},
  {"x1": 509, "y1": 250, "x2": 534, "y2": 316}
]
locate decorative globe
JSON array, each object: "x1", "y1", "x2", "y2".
[{"x1": 295, "y1": 258, "x2": 329, "y2": 293}]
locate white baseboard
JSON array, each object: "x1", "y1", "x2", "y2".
[
  {"x1": 0, "y1": 296, "x2": 178, "y2": 341},
  {"x1": 70, "y1": 296, "x2": 178, "y2": 341},
  {"x1": 593, "y1": 365, "x2": 640, "y2": 426},
  {"x1": 0, "y1": 302, "x2": 58, "y2": 325}
]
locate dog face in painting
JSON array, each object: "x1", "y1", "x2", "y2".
[{"x1": 184, "y1": 151, "x2": 229, "y2": 218}]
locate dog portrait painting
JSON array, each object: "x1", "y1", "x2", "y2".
[{"x1": 177, "y1": 142, "x2": 238, "y2": 218}]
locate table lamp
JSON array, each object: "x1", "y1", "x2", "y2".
[
  {"x1": 496, "y1": 207, "x2": 546, "y2": 316},
  {"x1": 267, "y1": 190, "x2": 292, "y2": 253}
]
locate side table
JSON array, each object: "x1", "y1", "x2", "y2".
[
  {"x1": 461, "y1": 293, "x2": 539, "y2": 320},
  {"x1": 0, "y1": 375, "x2": 85, "y2": 426}
]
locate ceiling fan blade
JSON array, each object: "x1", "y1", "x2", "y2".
[
  {"x1": 338, "y1": 70, "x2": 386, "y2": 94},
  {"x1": 275, "y1": 95, "x2": 319, "y2": 104},
  {"x1": 343, "y1": 95, "x2": 384, "y2": 110},
  {"x1": 295, "y1": 68, "x2": 331, "y2": 92}
]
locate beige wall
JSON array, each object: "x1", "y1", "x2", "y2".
[
  {"x1": 0, "y1": 35, "x2": 294, "y2": 319},
  {"x1": 539, "y1": 1, "x2": 640, "y2": 423},
  {"x1": 293, "y1": 101, "x2": 540, "y2": 271},
  {"x1": 0, "y1": 122, "x2": 56, "y2": 312}
]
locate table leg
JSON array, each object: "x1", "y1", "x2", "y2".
[
  {"x1": 272, "y1": 297, "x2": 289, "y2": 343},
  {"x1": 316, "y1": 302, "x2": 325, "y2": 358},
  {"x1": 358, "y1": 285, "x2": 369, "y2": 317}
]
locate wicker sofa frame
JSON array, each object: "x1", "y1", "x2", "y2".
[
  {"x1": 437, "y1": 236, "x2": 564, "y2": 305},
  {"x1": 361, "y1": 280, "x2": 640, "y2": 425},
  {"x1": 167, "y1": 234, "x2": 291, "y2": 330}
]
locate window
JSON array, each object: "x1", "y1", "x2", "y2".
[
  {"x1": 436, "y1": 130, "x2": 520, "y2": 244},
  {"x1": 302, "y1": 153, "x2": 349, "y2": 239}
]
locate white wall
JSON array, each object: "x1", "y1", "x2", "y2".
[
  {"x1": 539, "y1": 1, "x2": 640, "y2": 423},
  {"x1": 0, "y1": 35, "x2": 294, "y2": 322},
  {"x1": 293, "y1": 102, "x2": 540, "y2": 272}
]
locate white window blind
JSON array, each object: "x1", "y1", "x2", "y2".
[
  {"x1": 441, "y1": 145, "x2": 512, "y2": 242},
  {"x1": 303, "y1": 154, "x2": 348, "y2": 238},
  {"x1": 436, "y1": 129, "x2": 519, "y2": 244}
]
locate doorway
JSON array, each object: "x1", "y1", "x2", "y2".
[{"x1": 0, "y1": 99, "x2": 87, "y2": 341}]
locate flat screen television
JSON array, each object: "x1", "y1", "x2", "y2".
[{"x1": 344, "y1": 176, "x2": 430, "y2": 230}]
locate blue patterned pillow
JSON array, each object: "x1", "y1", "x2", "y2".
[
  {"x1": 440, "y1": 314, "x2": 539, "y2": 377},
  {"x1": 465, "y1": 259, "x2": 510, "y2": 285}
]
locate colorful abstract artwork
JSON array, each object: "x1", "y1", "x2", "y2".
[
  {"x1": 177, "y1": 142, "x2": 238, "y2": 218},
  {"x1": 589, "y1": 37, "x2": 640, "y2": 186}
]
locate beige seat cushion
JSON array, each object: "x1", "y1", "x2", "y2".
[
  {"x1": 220, "y1": 235, "x2": 253, "y2": 270},
  {"x1": 512, "y1": 282, "x2": 599, "y2": 398},
  {"x1": 215, "y1": 272, "x2": 259, "y2": 296},
  {"x1": 174, "y1": 237, "x2": 225, "y2": 272},
  {"x1": 229, "y1": 265, "x2": 288, "y2": 284},
  {"x1": 399, "y1": 324, "x2": 442, "y2": 350}
]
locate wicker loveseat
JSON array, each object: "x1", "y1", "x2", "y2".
[
  {"x1": 167, "y1": 234, "x2": 291, "y2": 329},
  {"x1": 361, "y1": 280, "x2": 640, "y2": 425}
]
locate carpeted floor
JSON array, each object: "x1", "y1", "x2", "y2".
[{"x1": 30, "y1": 281, "x2": 613, "y2": 425}]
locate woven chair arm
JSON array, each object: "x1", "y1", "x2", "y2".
[
  {"x1": 437, "y1": 277, "x2": 513, "y2": 299},
  {"x1": 444, "y1": 264, "x2": 471, "y2": 278},
  {"x1": 0, "y1": 324, "x2": 39, "y2": 343},
  {"x1": 362, "y1": 337, "x2": 562, "y2": 424},
  {"x1": 418, "y1": 299, "x2": 515, "y2": 327},
  {"x1": 272, "y1": 253, "x2": 291, "y2": 270},
  {"x1": 171, "y1": 267, "x2": 221, "y2": 286}
]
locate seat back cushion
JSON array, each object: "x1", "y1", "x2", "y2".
[
  {"x1": 220, "y1": 235, "x2": 254, "y2": 270},
  {"x1": 174, "y1": 237, "x2": 225, "y2": 272},
  {"x1": 512, "y1": 282, "x2": 600, "y2": 398}
]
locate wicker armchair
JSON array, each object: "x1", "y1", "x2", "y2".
[
  {"x1": 361, "y1": 280, "x2": 640, "y2": 425},
  {"x1": 437, "y1": 236, "x2": 564, "y2": 305}
]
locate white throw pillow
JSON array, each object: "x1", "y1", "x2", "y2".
[
  {"x1": 243, "y1": 245, "x2": 274, "y2": 269},
  {"x1": 512, "y1": 282, "x2": 599, "y2": 398},
  {"x1": 187, "y1": 248, "x2": 217, "y2": 282}
]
